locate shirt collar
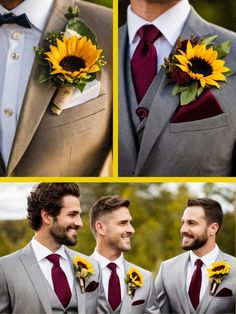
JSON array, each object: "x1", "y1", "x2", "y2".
[
  {"x1": 0, "y1": 0, "x2": 53, "y2": 31},
  {"x1": 93, "y1": 249, "x2": 125, "y2": 271},
  {"x1": 189, "y1": 244, "x2": 220, "y2": 268},
  {"x1": 31, "y1": 237, "x2": 69, "y2": 262},
  {"x1": 127, "y1": 0, "x2": 190, "y2": 46}
]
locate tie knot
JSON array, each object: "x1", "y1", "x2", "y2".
[
  {"x1": 107, "y1": 262, "x2": 117, "y2": 272},
  {"x1": 138, "y1": 24, "x2": 161, "y2": 43},
  {"x1": 47, "y1": 253, "x2": 61, "y2": 266},
  {"x1": 195, "y1": 259, "x2": 203, "y2": 268}
]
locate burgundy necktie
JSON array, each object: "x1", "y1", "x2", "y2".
[
  {"x1": 131, "y1": 24, "x2": 161, "y2": 103},
  {"x1": 47, "y1": 254, "x2": 71, "y2": 308},
  {"x1": 107, "y1": 262, "x2": 121, "y2": 311},
  {"x1": 188, "y1": 259, "x2": 203, "y2": 310}
]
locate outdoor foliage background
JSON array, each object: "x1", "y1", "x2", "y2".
[
  {"x1": 0, "y1": 183, "x2": 235, "y2": 275},
  {"x1": 85, "y1": 0, "x2": 112, "y2": 8},
  {"x1": 118, "y1": 0, "x2": 236, "y2": 31}
]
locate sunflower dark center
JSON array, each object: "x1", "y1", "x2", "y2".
[
  {"x1": 60, "y1": 56, "x2": 85, "y2": 72},
  {"x1": 188, "y1": 57, "x2": 213, "y2": 76}
]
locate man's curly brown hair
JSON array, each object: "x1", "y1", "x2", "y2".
[{"x1": 27, "y1": 183, "x2": 80, "y2": 230}]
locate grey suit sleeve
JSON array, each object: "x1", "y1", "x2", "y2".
[
  {"x1": 145, "y1": 272, "x2": 160, "y2": 314},
  {"x1": 155, "y1": 263, "x2": 171, "y2": 314},
  {"x1": 0, "y1": 263, "x2": 11, "y2": 313}
]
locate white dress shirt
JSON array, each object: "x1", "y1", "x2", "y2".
[
  {"x1": 31, "y1": 237, "x2": 74, "y2": 291},
  {"x1": 127, "y1": 0, "x2": 190, "y2": 71},
  {"x1": 187, "y1": 245, "x2": 220, "y2": 301},
  {"x1": 92, "y1": 250, "x2": 126, "y2": 300},
  {"x1": 0, "y1": 0, "x2": 53, "y2": 166}
]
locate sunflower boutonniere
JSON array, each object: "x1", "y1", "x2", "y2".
[
  {"x1": 124, "y1": 268, "x2": 144, "y2": 299},
  {"x1": 73, "y1": 256, "x2": 94, "y2": 293},
  {"x1": 163, "y1": 35, "x2": 235, "y2": 106},
  {"x1": 34, "y1": 6, "x2": 106, "y2": 115},
  {"x1": 207, "y1": 261, "x2": 231, "y2": 296}
]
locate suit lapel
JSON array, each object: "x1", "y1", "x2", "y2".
[
  {"x1": 134, "y1": 7, "x2": 213, "y2": 175},
  {"x1": 119, "y1": 24, "x2": 138, "y2": 174},
  {"x1": 120, "y1": 260, "x2": 133, "y2": 314},
  {"x1": 197, "y1": 250, "x2": 227, "y2": 314},
  {"x1": 6, "y1": 0, "x2": 72, "y2": 175},
  {"x1": 174, "y1": 252, "x2": 193, "y2": 313},
  {"x1": 66, "y1": 248, "x2": 86, "y2": 314},
  {"x1": 19, "y1": 243, "x2": 52, "y2": 314}
]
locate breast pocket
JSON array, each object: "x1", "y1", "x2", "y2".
[{"x1": 170, "y1": 112, "x2": 230, "y2": 133}]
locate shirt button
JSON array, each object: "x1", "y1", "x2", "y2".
[
  {"x1": 11, "y1": 52, "x2": 20, "y2": 60},
  {"x1": 12, "y1": 32, "x2": 20, "y2": 40},
  {"x1": 4, "y1": 108, "x2": 13, "y2": 116}
]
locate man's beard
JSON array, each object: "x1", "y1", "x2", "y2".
[
  {"x1": 50, "y1": 222, "x2": 78, "y2": 246},
  {"x1": 181, "y1": 232, "x2": 208, "y2": 251}
]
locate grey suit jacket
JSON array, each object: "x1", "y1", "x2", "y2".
[
  {"x1": 0, "y1": 0, "x2": 112, "y2": 177},
  {"x1": 91, "y1": 255, "x2": 159, "y2": 314},
  {"x1": 0, "y1": 243, "x2": 108, "y2": 313},
  {"x1": 119, "y1": 6, "x2": 236, "y2": 176},
  {"x1": 155, "y1": 250, "x2": 236, "y2": 314}
]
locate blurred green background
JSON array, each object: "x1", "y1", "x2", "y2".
[
  {"x1": 85, "y1": 0, "x2": 112, "y2": 8},
  {"x1": 118, "y1": 0, "x2": 236, "y2": 31},
  {"x1": 0, "y1": 183, "x2": 235, "y2": 276}
]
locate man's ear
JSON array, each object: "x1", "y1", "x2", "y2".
[
  {"x1": 209, "y1": 222, "x2": 219, "y2": 236},
  {"x1": 41, "y1": 209, "x2": 53, "y2": 225},
  {"x1": 95, "y1": 220, "x2": 107, "y2": 236}
]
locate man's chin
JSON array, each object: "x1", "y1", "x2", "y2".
[{"x1": 181, "y1": 245, "x2": 192, "y2": 251}]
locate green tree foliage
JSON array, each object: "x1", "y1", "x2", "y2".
[
  {"x1": 0, "y1": 183, "x2": 235, "y2": 275},
  {"x1": 84, "y1": 0, "x2": 112, "y2": 8}
]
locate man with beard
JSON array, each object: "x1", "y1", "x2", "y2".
[
  {"x1": 119, "y1": 0, "x2": 236, "y2": 177},
  {"x1": 0, "y1": 183, "x2": 108, "y2": 313},
  {"x1": 155, "y1": 198, "x2": 236, "y2": 314},
  {"x1": 90, "y1": 195, "x2": 159, "y2": 313}
]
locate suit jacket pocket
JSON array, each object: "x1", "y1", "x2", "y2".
[
  {"x1": 132, "y1": 299, "x2": 145, "y2": 306},
  {"x1": 170, "y1": 112, "x2": 229, "y2": 133},
  {"x1": 40, "y1": 93, "x2": 107, "y2": 131}
]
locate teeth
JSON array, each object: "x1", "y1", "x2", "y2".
[{"x1": 68, "y1": 229, "x2": 77, "y2": 235}]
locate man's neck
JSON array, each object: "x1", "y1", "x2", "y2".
[
  {"x1": 96, "y1": 246, "x2": 121, "y2": 261},
  {"x1": 192, "y1": 242, "x2": 216, "y2": 258},
  {"x1": 35, "y1": 232, "x2": 61, "y2": 253},
  {"x1": 0, "y1": 0, "x2": 24, "y2": 10},
  {"x1": 130, "y1": 0, "x2": 181, "y2": 21}
]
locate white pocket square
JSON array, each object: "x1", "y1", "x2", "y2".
[{"x1": 63, "y1": 79, "x2": 101, "y2": 110}]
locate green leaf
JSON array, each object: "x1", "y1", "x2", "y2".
[
  {"x1": 202, "y1": 35, "x2": 218, "y2": 46},
  {"x1": 180, "y1": 81, "x2": 198, "y2": 106},
  {"x1": 216, "y1": 40, "x2": 231, "y2": 59},
  {"x1": 225, "y1": 70, "x2": 236, "y2": 77},
  {"x1": 66, "y1": 18, "x2": 98, "y2": 45},
  {"x1": 197, "y1": 86, "x2": 204, "y2": 97},
  {"x1": 172, "y1": 84, "x2": 188, "y2": 97},
  {"x1": 65, "y1": 6, "x2": 80, "y2": 20},
  {"x1": 76, "y1": 81, "x2": 87, "y2": 93}
]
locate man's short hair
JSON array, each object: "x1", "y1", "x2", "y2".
[
  {"x1": 187, "y1": 197, "x2": 223, "y2": 232},
  {"x1": 27, "y1": 183, "x2": 80, "y2": 230},
  {"x1": 90, "y1": 195, "x2": 130, "y2": 236}
]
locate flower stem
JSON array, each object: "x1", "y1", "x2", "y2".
[{"x1": 51, "y1": 85, "x2": 75, "y2": 115}]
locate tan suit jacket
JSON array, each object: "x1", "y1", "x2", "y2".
[{"x1": 0, "y1": 0, "x2": 112, "y2": 176}]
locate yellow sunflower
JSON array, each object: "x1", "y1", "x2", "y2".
[
  {"x1": 126, "y1": 268, "x2": 144, "y2": 287},
  {"x1": 175, "y1": 40, "x2": 229, "y2": 89},
  {"x1": 45, "y1": 36, "x2": 102, "y2": 80},
  {"x1": 73, "y1": 256, "x2": 94, "y2": 276},
  {"x1": 207, "y1": 261, "x2": 231, "y2": 279}
]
